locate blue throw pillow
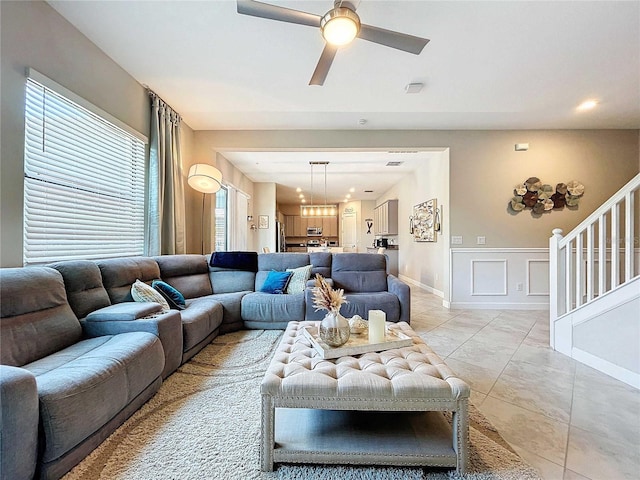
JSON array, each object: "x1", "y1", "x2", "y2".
[
  {"x1": 152, "y1": 280, "x2": 186, "y2": 310},
  {"x1": 260, "y1": 271, "x2": 293, "y2": 294}
]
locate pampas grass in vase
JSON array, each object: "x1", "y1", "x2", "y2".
[{"x1": 312, "y1": 274, "x2": 350, "y2": 347}]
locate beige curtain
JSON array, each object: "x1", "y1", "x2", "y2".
[{"x1": 147, "y1": 92, "x2": 186, "y2": 255}]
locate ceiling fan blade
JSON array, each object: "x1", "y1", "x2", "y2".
[
  {"x1": 237, "y1": 0, "x2": 320, "y2": 27},
  {"x1": 358, "y1": 24, "x2": 429, "y2": 55},
  {"x1": 309, "y1": 44, "x2": 339, "y2": 86}
]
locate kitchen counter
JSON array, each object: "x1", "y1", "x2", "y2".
[
  {"x1": 307, "y1": 246, "x2": 344, "y2": 253},
  {"x1": 367, "y1": 247, "x2": 398, "y2": 276}
]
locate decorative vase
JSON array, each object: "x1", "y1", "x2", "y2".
[{"x1": 319, "y1": 309, "x2": 350, "y2": 347}]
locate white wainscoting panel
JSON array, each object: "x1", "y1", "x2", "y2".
[
  {"x1": 450, "y1": 248, "x2": 549, "y2": 310},
  {"x1": 527, "y1": 259, "x2": 550, "y2": 296},
  {"x1": 471, "y1": 260, "x2": 507, "y2": 296}
]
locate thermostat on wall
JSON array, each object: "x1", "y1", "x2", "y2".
[{"x1": 515, "y1": 143, "x2": 529, "y2": 151}]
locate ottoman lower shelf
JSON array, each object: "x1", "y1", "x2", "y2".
[{"x1": 273, "y1": 408, "x2": 458, "y2": 468}]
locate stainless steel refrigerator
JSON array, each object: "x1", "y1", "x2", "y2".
[{"x1": 275, "y1": 221, "x2": 286, "y2": 252}]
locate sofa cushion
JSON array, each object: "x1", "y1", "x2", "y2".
[
  {"x1": 260, "y1": 271, "x2": 293, "y2": 294},
  {"x1": 255, "y1": 253, "x2": 311, "y2": 291},
  {"x1": 309, "y1": 252, "x2": 332, "y2": 279},
  {"x1": 196, "y1": 292, "x2": 248, "y2": 330},
  {"x1": 131, "y1": 280, "x2": 170, "y2": 312},
  {"x1": 338, "y1": 292, "x2": 400, "y2": 322},
  {"x1": 48, "y1": 260, "x2": 112, "y2": 319},
  {"x1": 0, "y1": 267, "x2": 82, "y2": 367},
  {"x1": 331, "y1": 253, "x2": 388, "y2": 292},
  {"x1": 304, "y1": 290, "x2": 401, "y2": 322},
  {"x1": 285, "y1": 264, "x2": 313, "y2": 294},
  {"x1": 23, "y1": 332, "x2": 164, "y2": 463},
  {"x1": 181, "y1": 298, "x2": 224, "y2": 352},
  {"x1": 241, "y1": 292, "x2": 305, "y2": 323},
  {"x1": 97, "y1": 257, "x2": 161, "y2": 304},
  {"x1": 153, "y1": 255, "x2": 213, "y2": 299}
]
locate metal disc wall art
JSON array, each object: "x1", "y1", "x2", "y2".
[{"x1": 509, "y1": 177, "x2": 584, "y2": 216}]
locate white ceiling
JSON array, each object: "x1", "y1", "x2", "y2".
[{"x1": 48, "y1": 0, "x2": 640, "y2": 203}]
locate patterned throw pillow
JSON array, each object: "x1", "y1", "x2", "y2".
[
  {"x1": 152, "y1": 280, "x2": 186, "y2": 311},
  {"x1": 285, "y1": 264, "x2": 313, "y2": 294},
  {"x1": 131, "y1": 279, "x2": 170, "y2": 312}
]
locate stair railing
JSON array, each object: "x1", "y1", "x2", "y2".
[{"x1": 549, "y1": 173, "x2": 640, "y2": 348}]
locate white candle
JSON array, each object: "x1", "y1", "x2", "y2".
[{"x1": 368, "y1": 310, "x2": 386, "y2": 344}]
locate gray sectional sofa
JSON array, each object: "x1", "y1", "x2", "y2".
[{"x1": 0, "y1": 252, "x2": 410, "y2": 480}]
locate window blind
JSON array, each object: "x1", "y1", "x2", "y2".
[{"x1": 23, "y1": 78, "x2": 146, "y2": 265}]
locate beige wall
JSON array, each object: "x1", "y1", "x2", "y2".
[
  {"x1": 253, "y1": 183, "x2": 277, "y2": 252},
  {"x1": 185, "y1": 140, "x2": 255, "y2": 254},
  {"x1": 379, "y1": 151, "x2": 450, "y2": 294},
  {"x1": 194, "y1": 130, "x2": 639, "y2": 251},
  {"x1": 1, "y1": 0, "x2": 150, "y2": 267}
]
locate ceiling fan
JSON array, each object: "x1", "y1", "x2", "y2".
[{"x1": 236, "y1": 0, "x2": 429, "y2": 86}]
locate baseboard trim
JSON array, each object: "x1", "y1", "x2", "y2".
[
  {"x1": 448, "y1": 301, "x2": 549, "y2": 310},
  {"x1": 399, "y1": 274, "x2": 444, "y2": 298},
  {"x1": 572, "y1": 347, "x2": 640, "y2": 389}
]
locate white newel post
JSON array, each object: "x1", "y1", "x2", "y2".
[{"x1": 549, "y1": 228, "x2": 564, "y2": 350}]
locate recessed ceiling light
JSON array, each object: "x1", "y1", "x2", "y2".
[
  {"x1": 349, "y1": 187, "x2": 355, "y2": 193},
  {"x1": 296, "y1": 187, "x2": 302, "y2": 192},
  {"x1": 301, "y1": 199, "x2": 306, "y2": 203},
  {"x1": 577, "y1": 99, "x2": 598, "y2": 111},
  {"x1": 346, "y1": 194, "x2": 351, "y2": 199}
]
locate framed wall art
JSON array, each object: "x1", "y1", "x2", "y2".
[
  {"x1": 412, "y1": 199, "x2": 438, "y2": 242},
  {"x1": 258, "y1": 215, "x2": 269, "y2": 229}
]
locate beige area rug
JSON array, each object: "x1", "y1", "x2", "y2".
[{"x1": 63, "y1": 330, "x2": 541, "y2": 480}]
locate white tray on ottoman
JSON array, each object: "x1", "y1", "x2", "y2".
[
  {"x1": 301, "y1": 325, "x2": 413, "y2": 359},
  {"x1": 260, "y1": 321, "x2": 470, "y2": 474}
]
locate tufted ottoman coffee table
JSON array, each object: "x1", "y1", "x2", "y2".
[{"x1": 260, "y1": 321, "x2": 469, "y2": 473}]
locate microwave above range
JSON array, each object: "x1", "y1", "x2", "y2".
[{"x1": 307, "y1": 227, "x2": 323, "y2": 236}]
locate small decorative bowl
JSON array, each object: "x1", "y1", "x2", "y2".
[{"x1": 349, "y1": 315, "x2": 368, "y2": 334}]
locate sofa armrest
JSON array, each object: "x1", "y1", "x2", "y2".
[
  {"x1": 0, "y1": 365, "x2": 39, "y2": 480},
  {"x1": 387, "y1": 274, "x2": 411, "y2": 323},
  {"x1": 85, "y1": 302, "x2": 163, "y2": 321},
  {"x1": 82, "y1": 310, "x2": 183, "y2": 378}
]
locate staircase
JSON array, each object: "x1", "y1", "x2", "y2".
[{"x1": 549, "y1": 173, "x2": 640, "y2": 389}]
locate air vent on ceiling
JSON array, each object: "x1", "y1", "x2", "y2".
[
  {"x1": 364, "y1": 190, "x2": 374, "y2": 193},
  {"x1": 387, "y1": 150, "x2": 418, "y2": 154},
  {"x1": 386, "y1": 161, "x2": 404, "y2": 167}
]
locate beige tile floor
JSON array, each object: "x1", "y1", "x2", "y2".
[{"x1": 408, "y1": 286, "x2": 640, "y2": 480}]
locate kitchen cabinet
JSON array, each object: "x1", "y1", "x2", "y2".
[
  {"x1": 285, "y1": 216, "x2": 296, "y2": 236},
  {"x1": 374, "y1": 200, "x2": 398, "y2": 235},
  {"x1": 284, "y1": 215, "x2": 338, "y2": 237},
  {"x1": 322, "y1": 217, "x2": 338, "y2": 237},
  {"x1": 293, "y1": 216, "x2": 302, "y2": 236},
  {"x1": 285, "y1": 215, "x2": 339, "y2": 237}
]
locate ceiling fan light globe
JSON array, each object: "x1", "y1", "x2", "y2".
[{"x1": 321, "y1": 7, "x2": 360, "y2": 46}]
